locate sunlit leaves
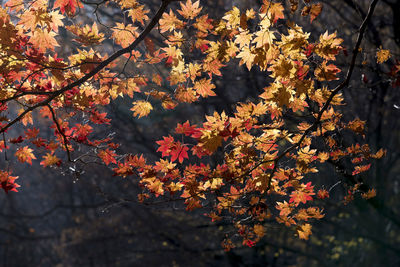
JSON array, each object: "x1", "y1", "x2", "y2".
[
  {"x1": 297, "y1": 223, "x2": 312, "y2": 240},
  {"x1": 53, "y1": 0, "x2": 83, "y2": 15},
  {"x1": 0, "y1": 170, "x2": 20, "y2": 193},
  {"x1": 0, "y1": 0, "x2": 389, "y2": 251},
  {"x1": 159, "y1": 10, "x2": 184, "y2": 33},
  {"x1": 376, "y1": 47, "x2": 391, "y2": 64},
  {"x1": 112, "y1": 23, "x2": 138, "y2": 48},
  {"x1": 178, "y1": 0, "x2": 202, "y2": 20},
  {"x1": 15, "y1": 146, "x2": 36, "y2": 165},
  {"x1": 130, "y1": 100, "x2": 153, "y2": 118},
  {"x1": 67, "y1": 23, "x2": 104, "y2": 45},
  {"x1": 40, "y1": 153, "x2": 61, "y2": 167},
  {"x1": 98, "y1": 149, "x2": 117, "y2": 165},
  {"x1": 193, "y1": 78, "x2": 216, "y2": 97}
]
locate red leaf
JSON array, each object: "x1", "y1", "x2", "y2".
[
  {"x1": 98, "y1": 149, "x2": 117, "y2": 165},
  {"x1": 170, "y1": 143, "x2": 189, "y2": 163}
]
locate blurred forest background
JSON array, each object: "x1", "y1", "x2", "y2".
[{"x1": 0, "y1": 0, "x2": 399, "y2": 266}]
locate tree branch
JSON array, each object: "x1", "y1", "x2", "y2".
[{"x1": 0, "y1": 0, "x2": 177, "y2": 134}]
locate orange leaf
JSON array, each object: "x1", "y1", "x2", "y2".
[
  {"x1": 194, "y1": 78, "x2": 216, "y2": 97},
  {"x1": 178, "y1": 0, "x2": 202, "y2": 20},
  {"x1": 98, "y1": 149, "x2": 117, "y2": 165},
  {"x1": 15, "y1": 146, "x2": 36, "y2": 165},
  {"x1": 40, "y1": 153, "x2": 61, "y2": 167},
  {"x1": 297, "y1": 223, "x2": 312, "y2": 240},
  {"x1": 309, "y1": 3, "x2": 322, "y2": 23}
]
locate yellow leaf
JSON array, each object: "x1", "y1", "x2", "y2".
[
  {"x1": 297, "y1": 223, "x2": 312, "y2": 240},
  {"x1": 131, "y1": 100, "x2": 153, "y2": 118},
  {"x1": 376, "y1": 47, "x2": 391, "y2": 64}
]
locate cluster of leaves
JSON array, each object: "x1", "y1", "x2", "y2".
[{"x1": 0, "y1": 0, "x2": 394, "y2": 249}]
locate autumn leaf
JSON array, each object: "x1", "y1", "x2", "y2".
[
  {"x1": 352, "y1": 164, "x2": 371, "y2": 175},
  {"x1": 98, "y1": 149, "x2": 117, "y2": 165},
  {"x1": 40, "y1": 153, "x2": 61, "y2": 167},
  {"x1": 15, "y1": 146, "x2": 36, "y2": 165},
  {"x1": 297, "y1": 223, "x2": 312, "y2": 240},
  {"x1": 289, "y1": 182, "x2": 315, "y2": 206},
  {"x1": 170, "y1": 142, "x2": 189, "y2": 163},
  {"x1": 178, "y1": 0, "x2": 202, "y2": 20},
  {"x1": 194, "y1": 78, "x2": 216, "y2": 97},
  {"x1": 317, "y1": 189, "x2": 329, "y2": 199},
  {"x1": 260, "y1": 1, "x2": 285, "y2": 23},
  {"x1": 131, "y1": 100, "x2": 153, "y2": 118},
  {"x1": 376, "y1": 47, "x2": 391, "y2": 64},
  {"x1": 128, "y1": 5, "x2": 149, "y2": 25},
  {"x1": 156, "y1": 135, "x2": 175, "y2": 157},
  {"x1": 67, "y1": 23, "x2": 105, "y2": 45},
  {"x1": 289, "y1": 190, "x2": 314, "y2": 206},
  {"x1": 0, "y1": 170, "x2": 20, "y2": 193},
  {"x1": 112, "y1": 23, "x2": 138, "y2": 48},
  {"x1": 53, "y1": 0, "x2": 83, "y2": 15},
  {"x1": 315, "y1": 61, "x2": 341, "y2": 81},
  {"x1": 159, "y1": 10, "x2": 184, "y2": 33},
  {"x1": 30, "y1": 28, "x2": 59, "y2": 52},
  {"x1": 361, "y1": 188, "x2": 376, "y2": 199},
  {"x1": 309, "y1": 3, "x2": 322, "y2": 23}
]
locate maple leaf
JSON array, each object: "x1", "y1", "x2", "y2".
[
  {"x1": 361, "y1": 188, "x2": 376, "y2": 199},
  {"x1": 15, "y1": 146, "x2": 36, "y2": 165},
  {"x1": 90, "y1": 110, "x2": 111, "y2": 124},
  {"x1": 30, "y1": 28, "x2": 59, "y2": 52},
  {"x1": 131, "y1": 100, "x2": 153, "y2": 118},
  {"x1": 352, "y1": 164, "x2": 371, "y2": 175},
  {"x1": 309, "y1": 3, "x2": 323, "y2": 23},
  {"x1": 315, "y1": 31, "x2": 343, "y2": 60},
  {"x1": 289, "y1": 182, "x2": 315, "y2": 206},
  {"x1": 175, "y1": 121, "x2": 198, "y2": 136},
  {"x1": 289, "y1": 190, "x2": 313, "y2": 206},
  {"x1": 297, "y1": 223, "x2": 312, "y2": 240},
  {"x1": 40, "y1": 153, "x2": 61, "y2": 167},
  {"x1": 128, "y1": 5, "x2": 149, "y2": 25},
  {"x1": 199, "y1": 130, "x2": 223, "y2": 153},
  {"x1": 260, "y1": 1, "x2": 285, "y2": 23},
  {"x1": 118, "y1": 0, "x2": 138, "y2": 9},
  {"x1": 72, "y1": 124, "x2": 92, "y2": 142},
  {"x1": 67, "y1": 23, "x2": 105, "y2": 45},
  {"x1": 9, "y1": 136, "x2": 24, "y2": 144},
  {"x1": 376, "y1": 47, "x2": 391, "y2": 64},
  {"x1": 25, "y1": 127, "x2": 39, "y2": 139},
  {"x1": 53, "y1": 0, "x2": 83, "y2": 15},
  {"x1": 317, "y1": 189, "x2": 329, "y2": 199},
  {"x1": 315, "y1": 61, "x2": 341, "y2": 81},
  {"x1": 0, "y1": 170, "x2": 20, "y2": 193},
  {"x1": 112, "y1": 23, "x2": 138, "y2": 48},
  {"x1": 5, "y1": 0, "x2": 25, "y2": 12},
  {"x1": 98, "y1": 149, "x2": 118, "y2": 165},
  {"x1": 159, "y1": 10, "x2": 184, "y2": 33},
  {"x1": 178, "y1": 0, "x2": 202, "y2": 20},
  {"x1": 237, "y1": 46, "x2": 256, "y2": 70},
  {"x1": 170, "y1": 143, "x2": 189, "y2": 163},
  {"x1": 194, "y1": 78, "x2": 216, "y2": 97},
  {"x1": 156, "y1": 135, "x2": 175, "y2": 157},
  {"x1": 276, "y1": 201, "x2": 292, "y2": 217}
]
